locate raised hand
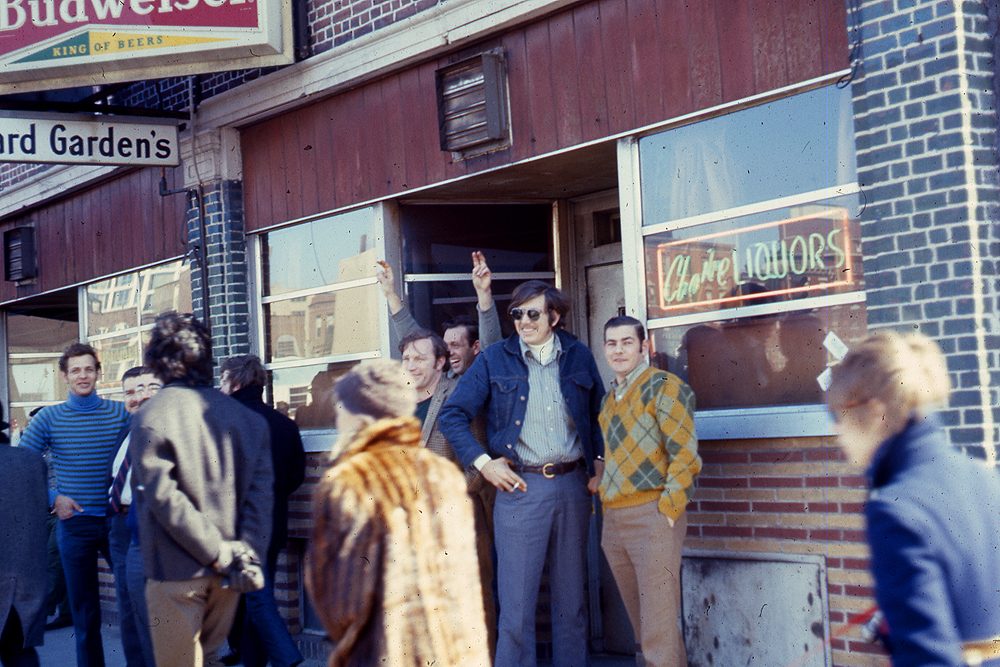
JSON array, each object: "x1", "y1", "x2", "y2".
[
  {"x1": 375, "y1": 259, "x2": 404, "y2": 314},
  {"x1": 471, "y1": 251, "x2": 494, "y2": 312}
]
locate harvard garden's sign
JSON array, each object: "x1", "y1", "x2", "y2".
[{"x1": 0, "y1": 0, "x2": 292, "y2": 93}]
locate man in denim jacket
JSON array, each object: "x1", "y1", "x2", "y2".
[{"x1": 439, "y1": 280, "x2": 605, "y2": 667}]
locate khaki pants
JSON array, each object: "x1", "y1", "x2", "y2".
[
  {"x1": 601, "y1": 502, "x2": 688, "y2": 667},
  {"x1": 146, "y1": 575, "x2": 240, "y2": 667}
]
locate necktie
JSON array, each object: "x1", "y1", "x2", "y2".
[{"x1": 109, "y1": 449, "x2": 131, "y2": 513}]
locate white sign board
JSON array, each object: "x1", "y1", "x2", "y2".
[{"x1": 0, "y1": 113, "x2": 180, "y2": 166}]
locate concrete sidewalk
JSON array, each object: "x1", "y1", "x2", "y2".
[
  {"x1": 35, "y1": 623, "x2": 327, "y2": 666},
  {"x1": 36, "y1": 623, "x2": 636, "y2": 666}
]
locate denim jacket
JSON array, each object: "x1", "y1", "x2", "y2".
[{"x1": 438, "y1": 329, "x2": 606, "y2": 475}]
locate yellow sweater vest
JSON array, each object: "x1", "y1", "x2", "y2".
[{"x1": 597, "y1": 366, "x2": 701, "y2": 521}]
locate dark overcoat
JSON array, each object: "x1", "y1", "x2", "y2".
[{"x1": 0, "y1": 446, "x2": 49, "y2": 648}]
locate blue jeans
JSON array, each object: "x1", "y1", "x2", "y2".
[
  {"x1": 494, "y1": 469, "x2": 591, "y2": 667},
  {"x1": 125, "y1": 541, "x2": 155, "y2": 667},
  {"x1": 241, "y1": 550, "x2": 303, "y2": 667},
  {"x1": 57, "y1": 514, "x2": 111, "y2": 667},
  {"x1": 109, "y1": 513, "x2": 147, "y2": 666}
]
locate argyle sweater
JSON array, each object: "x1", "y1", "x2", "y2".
[
  {"x1": 597, "y1": 365, "x2": 701, "y2": 521},
  {"x1": 19, "y1": 392, "x2": 130, "y2": 515}
]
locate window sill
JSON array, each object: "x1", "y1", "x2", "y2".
[
  {"x1": 695, "y1": 404, "x2": 834, "y2": 441},
  {"x1": 301, "y1": 407, "x2": 835, "y2": 451},
  {"x1": 301, "y1": 429, "x2": 336, "y2": 453}
]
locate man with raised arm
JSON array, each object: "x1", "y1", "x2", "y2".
[
  {"x1": 375, "y1": 251, "x2": 502, "y2": 374},
  {"x1": 439, "y1": 280, "x2": 605, "y2": 667}
]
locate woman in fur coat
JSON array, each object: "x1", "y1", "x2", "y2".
[{"x1": 307, "y1": 359, "x2": 489, "y2": 667}]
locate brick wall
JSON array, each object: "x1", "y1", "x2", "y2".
[
  {"x1": 186, "y1": 180, "x2": 253, "y2": 363},
  {"x1": 309, "y1": 0, "x2": 440, "y2": 52},
  {"x1": 686, "y1": 438, "x2": 882, "y2": 666},
  {"x1": 849, "y1": 0, "x2": 1000, "y2": 460}
]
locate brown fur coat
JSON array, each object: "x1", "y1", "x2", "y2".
[{"x1": 307, "y1": 417, "x2": 489, "y2": 667}]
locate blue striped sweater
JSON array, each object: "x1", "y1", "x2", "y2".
[{"x1": 19, "y1": 392, "x2": 130, "y2": 516}]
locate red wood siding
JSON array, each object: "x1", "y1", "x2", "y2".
[
  {"x1": 242, "y1": 0, "x2": 848, "y2": 231},
  {"x1": 0, "y1": 167, "x2": 188, "y2": 303}
]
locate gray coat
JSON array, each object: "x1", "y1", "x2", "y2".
[
  {"x1": 0, "y1": 446, "x2": 48, "y2": 648},
  {"x1": 131, "y1": 384, "x2": 274, "y2": 581}
]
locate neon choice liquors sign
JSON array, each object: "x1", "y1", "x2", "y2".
[
  {"x1": 0, "y1": 0, "x2": 291, "y2": 93},
  {"x1": 653, "y1": 209, "x2": 858, "y2": 315}
]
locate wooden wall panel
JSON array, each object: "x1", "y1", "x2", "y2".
[
  {"x1": 0, "y1": 167, "x2": 187, "y2": 304},
  {"x1": 548, "y1": 13, "x2": 584, "y2": 147},
  {"x1": 573, "y1": 1, "x2": 611, "y2": 140},
  {"x1": 242, "y1": 0, "x2": 848, "y2": 232},
  {"x1": 717, "y1": 0, "x2": 756, "y2": 102}
]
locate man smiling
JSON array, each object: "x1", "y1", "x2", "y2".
[
  {"x1": 440, "y1": 280, "x2": 605, "y2": 667},
  {"x1": 20, "y1": 343, "x2": 130, "y2": 667},
  {"x1": 598, "y1": 316, "x2": 701, "y2": 667}
]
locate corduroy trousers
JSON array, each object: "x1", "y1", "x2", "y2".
[{"x1": 601, "y1": 502, "x2": 688, "y2": 667}]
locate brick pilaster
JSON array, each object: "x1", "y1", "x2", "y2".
[
  {"x1": 186, "y1": 180, "x2": 252, "y2": 368},
  {"x1": 848, "y1": 0, "x2": 1000, "y2": 461}
]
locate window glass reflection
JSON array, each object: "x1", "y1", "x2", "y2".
[
  {"x1": 140, "y1": 263, "x2": 193, "y2": 325},
  {"x1": 90, "y1": 334, "x2": 140, "y2": 393},
  {"x1": 649, "y1": 303, "x2": 868, "y2": 409},
  {"x1": 638, "y1": 86, "x2": 856, "y2": 225},
  {"x1": 270, "y1": 362, "x2": 356, "y2": 430},
  {"x1": 87, "y1": 274, "x2": 138, "y2": 336},
  {"x1": 644, "y1": 196, "x2": 863, "y2": 320},
  {"x1": 265, "y1": 284, "x2": 380, "y2": 363},
  {"x1": 264, "y1": 208, "x2": 376, "y2": 297}
]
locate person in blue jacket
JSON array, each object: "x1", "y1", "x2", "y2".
[
  {"x1": 439, "y1": 280, "x2": 605, "y2": 667},
  {"x1": 827, "y1": 330, "x2": 1000, "y2": 667}
]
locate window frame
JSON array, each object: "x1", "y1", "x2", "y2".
[
  {"x1": 79, "y1": 258, "x2": 193, "y2": 399},
  {"x1": 618, "y1": 84, "x2": 863, "y2": 440},
  {"x1": 250, "y1": 203, "x2": 391, "y2": 452}
]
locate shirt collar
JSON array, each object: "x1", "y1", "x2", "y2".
[
  {"x1": 519, "y1": 333, "x2": 561, "y2": 365},
  {"x1": 612, "y1": 360, "x2": 649, "y2": 394}
]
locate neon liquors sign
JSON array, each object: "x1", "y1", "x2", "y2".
[
  {"x1": 0, "y1": 0, "x2": 291, "y2": 93},
  {"x1": 653, "y1": 209, "x2": 858, "y2": 315}
]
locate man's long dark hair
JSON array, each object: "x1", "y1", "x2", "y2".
[{"x1": 144, "y1": 312, "x2": 213, "y2": 386}]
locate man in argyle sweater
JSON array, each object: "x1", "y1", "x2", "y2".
[{"x1": 598, "y1": 316, "x2": 701, "y2": 667}]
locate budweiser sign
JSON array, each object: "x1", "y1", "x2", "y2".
[{"x1": 0, "y1": 0, "x2": 291, "y2": 93}]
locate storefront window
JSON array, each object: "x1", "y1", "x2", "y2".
[
  {"x1": 260, "y1": 207, "x2": 383, "y2": 430},
  {"x1": 84, "y1": 260, "x2": 192, "y2": 395},
  {"x1": 638, "y1": 86, "x2": 865, "y2": 411}
]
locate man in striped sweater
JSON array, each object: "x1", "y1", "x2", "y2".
[
  {"x1": 19, "y1": 342, "x2": 130, "y2": 667},
  {"x1": 598, "y1": 316, "x2": 701, "y2": 667}
]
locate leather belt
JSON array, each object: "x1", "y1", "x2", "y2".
[{"x1": 514, "y1": 459, "x2": 584, "y2": 479}]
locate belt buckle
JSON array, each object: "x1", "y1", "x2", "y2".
[{"x1": 542, "y1": 462, "x2": 556, "y2": 479}]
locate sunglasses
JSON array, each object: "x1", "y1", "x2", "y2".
[{"x1": 509, "y1": 308, "x2": 543, "y2": 322}]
